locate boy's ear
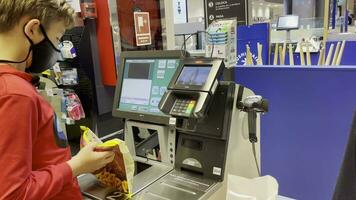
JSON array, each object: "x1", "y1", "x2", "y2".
[{"x1": 23, "y1": 19, "x2": 44, "y2": 44}]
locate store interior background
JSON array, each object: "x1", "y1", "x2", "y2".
[
  {"x1": 177, "y1": 0, "x2": 356, "y2": 50},
  {"x1": 61, "y1": 0, "x2": 356, "y2": 199}
]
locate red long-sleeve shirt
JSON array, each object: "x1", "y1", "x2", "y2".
[{"x1": 0, "y1": 65, "x2": 82, "y2": 199}]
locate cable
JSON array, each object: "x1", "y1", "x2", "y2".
[
  {"x1": 252, "y1": 143, "x2": 261, "y2": 176},
  {"x1": 180, "y1": 31, "x2": 215, "y2": 58},
  {"x1": 180, "y1": 33, "x2": 195, "y2": 57},
  {"x1": 210, "y1": 39, "x2": 215, "y2": 58}
]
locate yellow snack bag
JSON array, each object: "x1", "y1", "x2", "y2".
[
  {"x1": 80, "y1": 126, "x2": 134, "y2": 198},
  {"x1": 80, "y1": 126, "x2": 102, "y2": 147}
]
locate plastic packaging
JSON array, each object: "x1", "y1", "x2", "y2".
[
  {"x1": 227, "y1": 175, "x2": 279, "y2": 200},
  {"x1": 66, "y1": 92, "x2": 85, "y2": 121}
]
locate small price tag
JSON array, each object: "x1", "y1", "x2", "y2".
[
  {"x1": 213, "y1": 167, "x2": 222, "y2": 176},
  {"x1": 169, "y1": 117, "x2": 177, "y2": 125}
]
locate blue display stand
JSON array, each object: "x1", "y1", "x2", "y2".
[
  {"x1": 237, "y1": 23, "x2": 270, "y2": 65},
  {"x1": 235, "y1": 66, "x2": 356, "y2": 200},
  {"x1": 270, "y1": 41, "x2": 356, "y2": 65}
]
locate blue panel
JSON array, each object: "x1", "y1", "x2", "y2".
[
  {"x1": 237, "y1": 23, "x2": 270, "y2": 65},
  {"x1": 325, "y1": 41, "x2": 356, "y2": 65},
  {"x1": 270, "y1": 52, "x2": 320, "y2": 65},
  {"x1": 237, "y1": 23, "x2": 270, "y2": 40},
  {"x1": 235, "y1": 66, "x2": 356, "y2": 200}
]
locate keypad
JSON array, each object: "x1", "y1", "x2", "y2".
[{"x1": 170, "y1": 99, "x2": 196, "y2": 117}]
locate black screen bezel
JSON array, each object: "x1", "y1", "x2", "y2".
[{"x1": 169, "y1": 58, "x2": 224, "y2": 93}]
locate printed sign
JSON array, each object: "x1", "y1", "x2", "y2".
[
  {"x1": 173, "y1": 0, "x2": 188, "y2": 24},
  {"x1": 134, "y1": 12, "x2": 152, "y2": 46},
  {"x1": 205, "y1": 0, "x2": 247, "y2": 26}
]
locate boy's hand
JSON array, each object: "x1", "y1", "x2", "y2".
[
  {"x1": 94, "y1": 145, "x2": 117, "y2": 152},
  {"x1": 67, "y1": 143, "x2": 115, "y2": 177}
]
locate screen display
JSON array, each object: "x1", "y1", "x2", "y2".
[
  {"x1": 119, "y1": 59, "x2": 180, "y2": 116},
  {"x1": 176, "y1": 66, "x2": 211, "y2": 86},
  {"x1": 277, "y1": 15, "x2": 299, "y2": 30}
]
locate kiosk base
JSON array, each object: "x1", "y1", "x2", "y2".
[
  {"x1": 134, "y1": 170, "x2": 221, "y2": 200},
  {"x1": 79, "y1": 163, "x2": 172, "y2": 199}
]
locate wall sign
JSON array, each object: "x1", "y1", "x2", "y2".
[
  {"x1": 174, "y1": 0, "x2": 188, "y2": 24},
  {"x1": 205, "y1": 0, "x2": 247, "y2": 26},
  {"x1": 134, "y1": 12, "x2": 152, "y2": 46}
]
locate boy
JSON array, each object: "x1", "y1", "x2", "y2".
[{"x1": 0, "y1": 0, "x2": 114, "y2": 199}]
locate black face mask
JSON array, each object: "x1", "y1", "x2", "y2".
[{"x1": 0, "y1": 24, "x2": 60, "y2": 73}]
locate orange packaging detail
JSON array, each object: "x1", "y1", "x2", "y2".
[{"x1": 80, "y1": 126, "x2": 134, "y2": 196}]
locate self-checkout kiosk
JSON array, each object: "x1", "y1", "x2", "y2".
[{"x1": 79, "y1": 50, "x2": 264, "y2": 200}]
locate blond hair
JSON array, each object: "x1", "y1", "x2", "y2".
[{"x1": 0, "y1": 0, "x2": 75, "y2": 33}]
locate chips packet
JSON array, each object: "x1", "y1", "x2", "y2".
[{"x1": 80, "y1": 126, "x2": 134, "y2": 198}]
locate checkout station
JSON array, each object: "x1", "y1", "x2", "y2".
[
  {"x1": 59, "y1": 0, "x2": 356, "y2": 198},
  {"x1": 78, "y1": 50, "x2": 269, "y2": 199}
]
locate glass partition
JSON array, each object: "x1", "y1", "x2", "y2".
[{"x1": 107, "y1": 0, "x2": 168, "y2": 72}]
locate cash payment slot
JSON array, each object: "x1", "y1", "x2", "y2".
[
  {"x1": 78, "y1": 51, "x2": 184, "y2": 199},
  {"x1": 133, "y1": 58, "x2": 261, "y2": 200}
]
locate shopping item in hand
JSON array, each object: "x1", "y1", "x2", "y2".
[{"x1": 80, "y1": 126, "x2": 134, "y2": 198}]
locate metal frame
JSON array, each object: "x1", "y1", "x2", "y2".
[
  {"x1": 124, "y1": 120, "x2": 176, "y2": 167},
  {"x1": 107, "y1": 0, "x2": 122, "y2": 74},
  {"x1": 161, "y1": 0, "x2": 176, "y2": 50}
]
